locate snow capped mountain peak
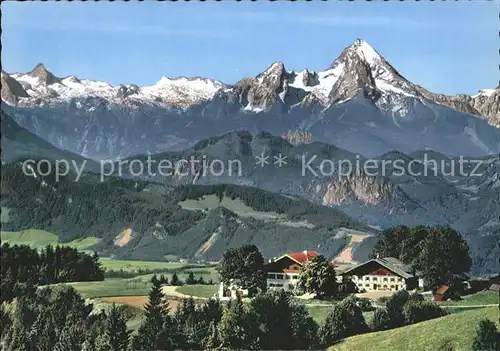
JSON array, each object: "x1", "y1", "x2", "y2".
[
  {"x1": 6, "y1": 65, "x2": 227, "y2": 108},
  {"x1": 262, "y1": 61, "x2": 286, "y2": 74},
  {"x1": 329, "y1": 39, "x2": 382, "y2": 70},
  {"x1": 142, "y1": 76, "x2": 227, "y2": 106},
  {"x1": 28, "y1": 63, "x2": 59, "y2": 85},
  {"x1": 353, "y1": 39, "x2": 383, "y2": 67},
  {"x1": 471, "y1": 89, "x2": 496, "y2": 99},
  {"x1": 348, "y1": 39, "x2": 383, "y2": 67}
]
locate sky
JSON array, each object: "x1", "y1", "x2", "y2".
[{"x1": 1, "y1": 1, "x2": 497, "y2": 95}]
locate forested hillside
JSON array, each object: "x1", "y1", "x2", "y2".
[{"x1": 1, "y1": 162, "x2": 368, "y2": 261}]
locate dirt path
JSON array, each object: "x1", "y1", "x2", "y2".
[
  {"x1": 441, "y1": 304, "x2": 498, "y2": 308},
  {"x1": 161, "y1": 285, "x2": 210, "y2": 300},
  {"x1": 100, "y1": 295, "x2": 182, "y2": 312},
  {"x1": 161, "y1": 285, "x2": 187, "y2": 298}
]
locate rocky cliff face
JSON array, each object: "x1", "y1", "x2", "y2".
[{"x1": 417, "y1": 86, "x2": 500, "y2": 127}]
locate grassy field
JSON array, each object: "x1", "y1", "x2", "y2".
[
  {"x1": 179, "y1": 195, "x2": 314, "y2": 228},
  {"x1": 68, "y1": 264, "x2": 218, "y2": 299},
  {"x1": 307, "y1": 305, "x2": 332, "y2": 323},
  {"x1": 442, "y1": 290, "x2": 498, "y2": 306},
  {"x1": 0, "y1": 229, "x2": 101, "y2": 249},
  {"x1": 175, "y1": 284, "x2": 219, "y2": 298},
  {"x1": 329, "y1": 307, "x2": 499, "y2": 351},
  {"x1": 306, "y1": 304, "x2": 374, "y2": 325},
  {"x1": 99, "y1": 258, "x2": 188, "y2": 272},
  {"x1": 68, "y1": 279, "x2": 152, "y2": 298}
]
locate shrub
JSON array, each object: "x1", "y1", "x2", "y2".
[
  {"x1": 319, "y1": 295, "x2": 368, "y2": 346},
  {"x1": 386, "y1": 290, "x2": 410, "y2": 328},
  {"x1": 403, "y1": 300, "x2": 446, "y2": 325},
  {"x1": 357, "y1": 298, "x2": 374, "y2": 312},
  {"x1": 372, "y1": 308, "x2": 391, "y2": 331},
  {"x1": 472, "y1": 319, "x2": 500, "y2": 351}
]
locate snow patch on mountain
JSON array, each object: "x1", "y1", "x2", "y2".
[
  {"x1": 10, "y1": 71, "x2": 226, "y2": 108},
  {"x1": 289, "y1": 63, "x2": 345, "y2": 103},
  {"x1": 471, "y1": 89, "x2": 496, "y2": 99}
]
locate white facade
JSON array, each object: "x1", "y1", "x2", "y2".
[
  {"x1": 266, "y1": 272, "x2": 300, "y2": 291},
  {"x1": 351, "y1": 274, "x2": 406, "y2": 292},
  {"x1": 217, "y1": 281, "x2": 249, "y2": 300}
]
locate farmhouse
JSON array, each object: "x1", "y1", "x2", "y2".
[
  {"x1": 217, "y1": 279, "x2": 249, "y2": 301},
  {"x1": 342, "y1": 257, "x2": 423, "y2": 292},
  {"x1": 263, "y1": 250, "x2": 317, "y2": 291}
]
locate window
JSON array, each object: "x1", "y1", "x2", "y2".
[
  {"x1": 365, "y1": 284, "x2": 370, "y2": 287},
  {"x1": 285, "y1": 275, "x2": 290, "y2": 280},
  {"x1": 276, "y1": 274, "x2": 283, "y2": 280},
  {"x1": 383, "y1": 277, "x2": 388, "y2": 282},
  {"x1": 390, "y1": 277, "x2": 395, "y2": 282},
  {"x1": 365, "y1": 276, "x2": 370, "y2": 281},
  {"x1": 292, "y1": 275, "x2": 298, "y2": 280},
  {"x1": 372, "y1": 277, "x2": 377, "y2": 281},
  {"x1": 268, "y1": 274, "x2": 276, "y2": 279}
]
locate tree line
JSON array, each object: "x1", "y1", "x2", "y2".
[
  {"x1": 0, "y1": 243, "x2": 104, "y2": 303},
  {"x1": 1, "y1": 284, "x2": 130, "y2": 351}
]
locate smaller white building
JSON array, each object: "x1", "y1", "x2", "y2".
[
  {"x1": 264, "y1": 250, "x2": 318, "y2": 292},
  {"x1": 217, "y1": 280, "x2": 249, "y2": 301}
]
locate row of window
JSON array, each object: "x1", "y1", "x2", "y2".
[
  {"x1": 353, "y1": 276, "x2": 403, "y2": 283},
  {"x1": 269, "y1": 283, "x2": 295, "y2": 289},
  {"x1": 267, "y1": 273, "x2": 299, "y2": 280},
  {"x1": 357, "y1": 283, "x2": 400, "y2": 289}
]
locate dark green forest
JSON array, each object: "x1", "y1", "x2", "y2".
[{"x1": 0, "y1": 243, "x2": 104, "y2": 303}]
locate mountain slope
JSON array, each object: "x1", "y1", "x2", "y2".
[
  {"x1": 2, "y1": 40, "x2": 499, "y2": 159},
  {"x1": 118, "y1": 130, "x2": 500, "y2": 274},
  {"x1": 1, "y1": 109, "x2": 100, "y2": 173}
]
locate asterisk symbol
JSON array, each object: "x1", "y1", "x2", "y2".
[
  {"x1": 255, "y1": 152, "x2": 270, "y2": 168},
  {"x1": 273, "y1": 153, "x2": 288, "y2": 167}
]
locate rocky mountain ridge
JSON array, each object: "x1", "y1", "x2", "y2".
[{"x1": 2, "y1": 40, "x2": 498, "y2": 127}]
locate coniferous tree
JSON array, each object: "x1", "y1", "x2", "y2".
[
  {"x1": 29, "y1": 312, "x2": 57, "y2": 351},
  {"x1": 171, "y1": 272, "x2": 181, "y2": 286},
  {"x1": 103, "y1": 304, "x2": 131, "y2": 351},
  {"x1": 372, "y1": 308, "x2": 391, "y2": 331},
  {"x1": 186, "y1": 272, "x2": 197, "y2": 285},
  {"x1": 53, "y1": 322, "x2": 87, "y2": 351},
  {"x1": 5, "y1": 322, "x2": 32, "y2": 351},
  {"x1": 132, "y1": 275, "x2": 170, "y2": 350},
  {"x1": 472, "y1": 319, "x2": 500, "y2": 351},
  {"x1": 206, "y1": 320, "x2": 220, "y2": 350},
  {"x1": 218, "y1": 296, "x2": 260, "y2": 350}
]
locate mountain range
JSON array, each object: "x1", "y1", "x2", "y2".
[
  {"x1": 2, "y1": 40, "x2": 499, "y2": 160},
  {"x1": 1, "y1": 39, "x2": 499, "y2": 275}
]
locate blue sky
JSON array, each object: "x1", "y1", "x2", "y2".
[{"x1": 2, "y1": 1, "x2": 497, "y2": 95}]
